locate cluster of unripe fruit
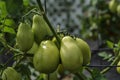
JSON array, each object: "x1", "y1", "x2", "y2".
[
  {"x1": 2, "y1": 14, "x2": 91, "y2": 80},
  {"x1": 109, "y1": 0, "x2": 120, "y2": 15}
]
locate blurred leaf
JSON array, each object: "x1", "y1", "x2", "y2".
[
  {"x1": 0, "y1": 33, "x2": 7, "y2": 47},
  {"x1": 0, "y1": 1, "x2": 8, "y2": 18},
  {"x1": 98, "y1": 52, "x2": 113, "y2": 61},
  {"x1": 4, "y1": 19, "x2": 15, "y2": 27},
  {"x1": 2, "y1": 26, "x2": 16, "y2": 34},
  {"x1": 23, "y1": 0, "x2": 30, "y2": 6},
  {"x1": 90, "y1": 68, "x2": 107, "y2": 80},
  {"x1": 5, "y1": 0, "x2": 23, "y2": 16},
  {"x1": 106, "y1": 41, "x2": 114, "y2": 48}
]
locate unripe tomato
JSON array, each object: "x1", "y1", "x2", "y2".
[
  {"x1": 32, "y1": 15, "x2": 53, "y2": 44},
  {"x1": 57, "y1": 64, "x2": 64, "y2": 75},
  {"x1": 39, "y1": 71, "x2": 58, "y2": 80},
  {"x1": 75, "y1": 38, "x2": 91, "y2": 65},
  {"x1": 44, "y1": 71, "x2": 58, "y2": 80},
  {"x1": 117, "y1": 5, "x2": 120, "y2": 15},
  {"x1": 109, "y1": 0, "x2": 118, "y2": 13},
  {"x1": 60, "y1": 36, "x2": 83, "y2": 72},
  {"x1": 33, "y1": 40, "x2": 59, "y2": 73},
  {"x1": 2, "y1": 67, "x2": 21, "y2": 80},
  {"x1": 27, "y1": 42, "x2": 39, "y2": 54},
  {"x1": 16, "y1": 22, "x2": 34, "y2": 51},
  {"x1": 117, "y1": 61, "x2": 120, "y2": 74}
]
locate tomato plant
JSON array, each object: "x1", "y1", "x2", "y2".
[{"x1": 0, "y1": 0, "x2": 120, "y2": 80}]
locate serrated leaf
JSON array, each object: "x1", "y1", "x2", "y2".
[
  {"x1": 106, "y1": 41, "x2": 114, "y2": 48},
  {"x1": 98, "y1": 52, "x2": 113, "y2": 61}
]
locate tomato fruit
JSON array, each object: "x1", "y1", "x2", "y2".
[
  {"x1": 117, "y1": 61, "x2": 120, "y2": 74},
  {"x1": 16, "y1": 22, "x2": 34, "y2": 51},
  {"x1": 75, "y1": 38, "x2": 91, "y2": 65},
  {"x1": 2, "y1": 67, "x2": 21, "y2": 80},
  {"x1": 32, "y1": 15, "x2": 53, "y2": 44},
  {"x1": 57, "y1": 64, "x2": 64, "y2": 75},
  {"x1": 27, "y1": 42, "x2": 39, "y2": 54},
  {"x1": 33, "y1": 40, "x2": 59, "y2": 73},
  {"x1": 60, "y1": 36, "x2": 83, "y2": 72},
  {"x1": 109, "y1": 0, "x2": 118, "y2": 13}
]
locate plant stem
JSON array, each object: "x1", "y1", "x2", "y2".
[
  {"x1": 75, "y1": 72, "x2": 87, "y2": 80},
  {"x1": 36, "y1": 0, "x2": 61, "y2": 49},
  {"x1": 3, "y1": 53, "x2": 23, "y2": 67},
  {"x1": 100, "y1": 52, "x2": 120, "y2": 74},
  {"x1": 85, "y1": 67, "x2": 95, "y2": 80}
]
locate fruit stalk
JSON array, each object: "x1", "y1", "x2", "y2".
[{"x1": 36, "y1": 0, "x2": 61, "y2": 48}]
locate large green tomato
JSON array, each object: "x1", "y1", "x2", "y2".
[
  {"x1": 33, "y1": 40, "x2": 59, "y2": 73},
  {"x1": 60, "y1": 36, "x2": 83, "y2": 72},
  {"x1": 2, "y1": 67, "x2": 21, "y2": 80},
  {"x1": 16, "y1": 22, "x2": 34, "y2": 51},
  {"x1": 109, "y1": 0, "x2": 118, "y2": 13},
  {"x1": 32, "y1": 15, "x2": 53, "y2": 44},
  {"x1": 75, "y1": 38, "x2": 91, "y2": 65},
  {"x1": 117, "y1": 61, "x2": 120, "y2": 74}
]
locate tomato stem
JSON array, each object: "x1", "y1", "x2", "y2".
[
  {"x1": 100, "y1": 51, "x2": 120, "y2": 74},
  {"x1": 36, "y1": 0, "x2": 61, "y2": 49}
]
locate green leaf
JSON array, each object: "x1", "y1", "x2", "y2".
[
  {"x1": 106, "y1": 41, "x2": 114, "y2": 48},
  {"x1": 90, "y1": 68, "x2": 107, "y2": 80},
  {"x1": 98, "y1": 52, "x2": 113, "y2": 61},
  {"x1": 2, "y1": 26, "x2": 16, "y2": 34},
  {"x1": 4, "y1": 19, "x2": 15, "y2": 27},
  {"x1": 0, "y1": 1, "x2": 8, "y2": 18},
  {"x1": 0, "y1": 33, "x2": 7, "y2": 47},
  {"x1": 23, "y1": 0, "x2": 30, "y2": 6}
]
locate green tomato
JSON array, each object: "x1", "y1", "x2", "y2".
[
  {"x1": 33, "y1": 40, "x2": 59, "y2": 73},
  {"x1": 27, "y1": 42, "x2": 39, "y2": 54},
  {"x1": 75, "y1": 38, "x2": 91, "y2": 65},
  {"x1": 60, "y1": 36, "x2": 83, "y2": 72},
  {"x1": 32, "y1": 15, "x2": 53, "y2": 44},
  {"x1": 2, "y1": 67, "x2": 21, "y2": 80},
  {"x1": 16, "y1": 22, "x2": 34, "y2": 51},
  {"x1": 117, "y1": 5, "x2": 120, "y2": 15},
  {"x1": 39, "y1": 71, "x2": 58, "y2": 80},
  {"x1": 117, "y1": 61, "x2": 120, "y2": 74},
  {"x1": 56, "y1": 64, "x2": 64, "y2": 75},
  {"x1": 109, "y1": 0, "x2": 118, "y2": 13}
]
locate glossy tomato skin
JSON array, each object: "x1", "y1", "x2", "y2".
[
  {"x1": 16, "y1": 23, "x2": 34, "y2": 51},
  {"x1": 2, "y1": 67, "x2": 21, "y2": 80},
  {"x1": 76, "y1": 38, "x2": 91, "y2": 65},
  {"x1": 32, "y1": 15, "x2": 53, "y2": 44},
  {"x1": 33, "y1": 40, "x2": 59, "y2": 73},
  {"x1": 60, "y1": 36, "x2": 83, "y2": 72}
]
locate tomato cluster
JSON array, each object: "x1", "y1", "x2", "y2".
[
  {"x1": 16, "y1": 14, "x2": 91, "y2": 74},
  {"x1": 109, "y1": 0, "x2": 120, "y2": 15}
]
